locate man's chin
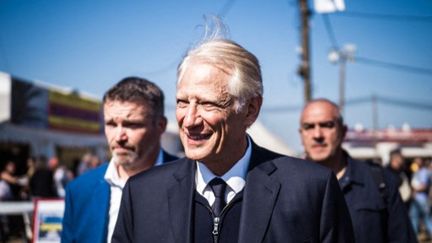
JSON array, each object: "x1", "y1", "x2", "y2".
[
  {"x1": 112, "y1": 154, "x2": 137, "y2": 166},
  {"x1": 184, "y1": 147, "x2": 210, "y2": 162},
  {"x1": 308, "y1": 153, "x2": 330, "y2": 163}
]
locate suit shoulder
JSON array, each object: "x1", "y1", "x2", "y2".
[
  {"x1": 128, "y1": 158, "x2": 191, "y2": 184},
  {"x1": 273, "y1": 156, "x2": 332, "y2": 175}
]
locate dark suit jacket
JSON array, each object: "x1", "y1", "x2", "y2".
[
  {"x1": 61, "y1": 151, "x2": 178, "y2": 243},
  {"x1": 341, "y1": 154, "x2": 417, "y2": 243},
  {"x1": 112, "y1": 143, "x2": 354, "y2": 243}
]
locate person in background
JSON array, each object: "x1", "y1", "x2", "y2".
[
  {"x1": 76, "y1": 152, "x2": 94, "y2": 176},
  {"x1": 113, "y1": 22, "x2": 353, "y2": 242},
  {"x1": 29, "y1": 155, "x2": 57, "y2": 198},
  {"x1": 49, "y1": 156, "x2": 73, "y2": 198},
  {"x1": 62, "y1": 77, "x2": 178, "y2": 243},
  {"x1": 299, "y1": 98, "x2": 417, "y2": 243},
  {"x1": 386, "y1": 148, "x2": 412, "y2": 208},
  {"x1": 409, "y1": 157, "x2": 432, "y2": 239},
  {"x1": 0, "y1": 161, "x2": 28, "y2": 200}
]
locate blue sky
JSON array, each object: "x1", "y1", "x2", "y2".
[{"x1": 0, "y1": 0, "x2": 431, "y2": 152}]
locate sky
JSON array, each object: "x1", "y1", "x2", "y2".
[{"x1": 0, "y1": 0, "x2": 431, "y2": 152}]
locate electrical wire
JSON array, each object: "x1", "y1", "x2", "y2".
[
  {"x1": 218, "y1": 0, "x2": 237, "y2": 18},
  {"x1": 261, "y1": 95, "x2": 432, "y2": 114},
  {"x1": 335, "y1": 11, "x2": 432, "y2": 23},
  {"x1": 320, "y1": 11, "x2": 432, "y2": 76},
  {"x1": 144, "y1": 0, "x2": 237, "y2": 76},
  {"x1": 379, "y1": 96, "x2": 432, "y2": 110},
  {"x1": 356, "y1": 56, "x2": 432, "y2": 76},
  {"x1": 322, "y1": 14, "x2": 339, "y2": 49}
]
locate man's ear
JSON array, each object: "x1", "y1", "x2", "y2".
[
  {"x1": 244, "y1": 96, "x2": 262, "y2": 127},
  {"x1": 158, "y1": 116, "x2": 168, "y2": 134},
  {"x1": 341, "y1": 124, "x2": 348, "y2": 140}
]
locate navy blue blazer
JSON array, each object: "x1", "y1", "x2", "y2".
[
  {"x1": 112, "y1": 142, "x2": 354, "y2": 243},
  {"x1": 61, "y1": 151, "x2": 178, "y2": 243}
]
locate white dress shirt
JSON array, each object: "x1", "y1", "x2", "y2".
[
  {"x1": 195, "y1": 138, "x2": 252, "y2": 207},
  {"x1": 104, "y1": 150, "x2": 164, "y2": 243}
]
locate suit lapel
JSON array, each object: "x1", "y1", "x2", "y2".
[
  {"x1": 167, "y1": 159, "x2": 195, "y2": 243},
  {"x1": 239, "y1": 143, "x2": 281, "y2": 243}
]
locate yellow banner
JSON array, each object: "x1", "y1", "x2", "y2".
[
  {"x1": 49, "y1": 90, "x2": 100, "y2": 112},
  {"x1": 48, "y1": 115, "x2": 101, "y2": 132}
]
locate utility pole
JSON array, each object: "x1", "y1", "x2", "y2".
[
  {"x1": 328, "y1": 44, "x2": 356, "y2": 115},
  {"x1": 298, "y1": 0, "x2": 312, "y2": 103}
]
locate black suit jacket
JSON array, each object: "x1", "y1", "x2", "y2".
[{"x1": 113, "y1": 142, "x2": 354, "y2": 243}]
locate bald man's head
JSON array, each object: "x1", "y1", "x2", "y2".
[{"x1": 299, "y1": 99, "x2": 347, "y2": 163}]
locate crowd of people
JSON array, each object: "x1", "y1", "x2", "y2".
[
  {"x1": 387, "y1": 153, "x2": 432, "y2": 241},
  {"x1": 0, "y1": 153, "x2": 102, "y2": 202},
  {"x1": 1, "y1": 19, "x2": 431, "y2": 243},
  {"x1": 0, "y1": 153, "x2": 102, "y2": 241}
]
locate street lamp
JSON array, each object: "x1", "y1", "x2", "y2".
[{"x1": 328, "y1": 44, "x2": 356, "y2": 115}]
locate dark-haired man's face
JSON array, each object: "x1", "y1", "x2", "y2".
[{"x1": 104, "y1": 100, "x2": 165, "y2": 170}]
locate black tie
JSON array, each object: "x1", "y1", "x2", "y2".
[{"x1": 208, "y1": 177, "x2": 227, "y2": 216}]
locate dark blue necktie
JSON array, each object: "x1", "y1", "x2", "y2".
[{"x1": 209, "y1": 177, "x2": 227, "y2": 216}]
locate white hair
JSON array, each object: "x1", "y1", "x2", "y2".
[{"x1": 177, "y1": 16, "x2": 263, "y2": 112}]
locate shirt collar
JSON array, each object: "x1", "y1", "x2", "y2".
[
  {"x1": 154, "y1": 149, "x2": 164, "y2": 166},
  {"x1": 195, "y1": 137, "x2": 252, "y2": 194},
  {"x1": 104, "y1": 149, "x2": 164, "y2": 188},
  {"x1": 104, "y1": 157, "x2": 126, "y2": 188}
]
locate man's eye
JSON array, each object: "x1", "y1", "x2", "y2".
[
  {"x1": 202, "y1": 102, "x2": 217, "y2": 109},
  {"x1": 176, "y1": 99, "x2": 188, "y2": 108},
  {"x1": 302, "y1": 124, "x2": 315, "y2": 130},
  {"x1": 105, "y1": 121, "x2": 115, "y2": 127},
  {"x1": 320, "y1": 121, "x2": 336, "y2": 129}
]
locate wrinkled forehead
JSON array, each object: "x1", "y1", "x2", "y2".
[{"x1": 177, "y1": 62, "x2": 231, "y2": 94}]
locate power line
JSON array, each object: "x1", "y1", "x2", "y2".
[
  {"x1": 320, "y1": 13, "x2": 432, "y2": 77},
  {"x1": 335, "y1": 11, "x2": 432, "y2": 23},
  {"x1": 344, "y1": 96, "x2": 432, "y2": 110},
  {"x1": 356, "y1": 56, "x2": 432, "y2": 76},
  {"x1": 379, "y1": 96, "x2": 432, "y2": 110},
  {"x1": 218, "y1": 0, "x2": 237, "y2": 18},
  {"x1": 261, "y1": 105, "x2": 302, "y2": 113},
  {"x1": 261, "y1": 95, "x2": 432, "y2": 114},
  {"x1": 141, "y1": 56, "x2": 181, "y2": 75},
  {"x1": 142, "y1": 0, "x2": 237, "y2": 76},
  {"x1": 322, "y1": 14, "x2": 339, "y2": 49}
]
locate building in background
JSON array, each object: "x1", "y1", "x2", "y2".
[
  {"x1": 343, "y1": 125, "x2": 432, "y2": 165},
  {"x1": 0, "y1": 72, "x2": 107, "y2": 173}
]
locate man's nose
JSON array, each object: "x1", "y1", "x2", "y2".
[
  {"x1": 115, "y1": 126, "x2": 127, "y2": 142},
  {"x1": 312, "y1": 126, "x2": 324, "y2": 140},
  {"x1": 183, "y1": 104, "x2": 202, "y2": 128}
]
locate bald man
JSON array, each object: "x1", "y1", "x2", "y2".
[{"x1": 299, "y1": 98, "x2": 417, "y2": 243}]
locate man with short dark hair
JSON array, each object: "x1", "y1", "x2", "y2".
[
  {"x1": 299, "y1": 98, "x2": 417, "y2": 243},
  {"x1": 61, "y1": 77, "x2": 177, "y2": 243}
]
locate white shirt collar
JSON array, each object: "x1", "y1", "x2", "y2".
[
  {"x1": 104, "y1": 157, "x2": 125, "y2": 188},
  {"x1": 195, "y1": 137, "x2": 252, "y2": 204}
]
